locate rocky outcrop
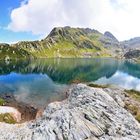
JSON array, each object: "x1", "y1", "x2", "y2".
[
  {"x1": 104, "y1": 31, "x2": 119, "y2": 42},
  {"x1": 124, "y1": 49, "x2": 140, "y2": 59},
  {"x1": 0, "y1": 84, "x2": 139, "y2": 140},
  {"x1": 46, "y1": 27, "x2": 102, "y2": 50}
]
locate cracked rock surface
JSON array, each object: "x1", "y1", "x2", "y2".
[{"x1": 0, "y1": 84, "x2": 140, "y2": 140}]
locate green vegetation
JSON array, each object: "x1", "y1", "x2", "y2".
[
  {"x1": 0, "y1": 44, "x2": 31, "y2": 60},
  {"x1": 125, "y1": 89, "x2": 140, "y2": 123},
  {"x1": 0, "y1": 113, "x2": 16, "y2": 124},
  {"x1": 126, "y1": 104, "x2": 138, "y2": 115},
  {"x1": 0, "y1": 98, "x2": 16, "y2": 124},
  {"x1": 0, "y1": 27, "x2": 114, "y2": 59},
  {"x1": 136, "y1": 112, "x2": 140, "y2": 122},
  {"x1": 125, "y1": 89, "x2": 140, "y2": 102},
  {"x1": 0, "y1": 97, "x2": 16, "y2": 124},
  {"x1": 125, "y1": 103, "x2": 140, "y2": 123},
  {"x1": 0, "y1": 98, "x2": 5, "y2": 106},
  {"x1": 34, "y1": 40, "x2": 80, "y2": 58},
  {"x1": 88, "y1": 83, "x2": 109, "y2": 88}
]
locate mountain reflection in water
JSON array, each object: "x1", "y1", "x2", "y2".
[{"x1": 0, "y1": 58, "x2": 140, "y2": 107}]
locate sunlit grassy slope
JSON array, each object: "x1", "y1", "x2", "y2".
[{"x1": 0, "y1": 27, "x2": 121, "y2": 59}]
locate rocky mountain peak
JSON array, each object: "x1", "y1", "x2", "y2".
[
  {"x1": 47, "y1": 27, "x2": 64, "y2": 38},
  {"x1": 47, "y1": 26, "x2": 101, "y2": 39},
  {"x1": 104, "y1": 31, "x2": 119, "y2": 42}
]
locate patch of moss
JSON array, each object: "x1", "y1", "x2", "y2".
[
  {"x1": 136, "y1": 112, "x2": 140, "y2": 122},
  {"x1": 124, "y1": 89, "x2": 140, "y2": 122},
  {"x1": 126, "y1": 104, "x2": 138, "y2": 115},
  {"x1": 125, "y1": 89, "x2": 140, "y2": 102},
  {"x1": 125, "y1": 99, "x2": 140, "y2": 123},
  {"x1": 0, "y1": 98, "x2": 5, "y2": 106},
  {"x1": 88, "y1": 83, "x2": 108, "y2": 88},
  {"x1": 0, "y1": 113, "x2": 16, "y2": 124},
  {"x1": 70, "y1": 79, "x2": 85, "y2": 84}
]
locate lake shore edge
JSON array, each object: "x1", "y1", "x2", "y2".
[
  {"x1": 0, "y1": 84, "x2": 140, "y2": 140},
  {"x1": 0, "y1": 93, "x2": 39, "y2": 123}
]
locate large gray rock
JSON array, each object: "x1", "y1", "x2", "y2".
[{"x1": 0, "y1": 84, "x2": 139, "y2": 140}]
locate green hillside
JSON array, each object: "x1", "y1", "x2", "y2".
[
  {"x1": 0, "y1": 43, "x2": 32, "y2": 60},
  {"x1": 0, "y1": 27, "x2": 123, "y2": 60}
]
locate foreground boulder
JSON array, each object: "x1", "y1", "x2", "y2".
[{"x1": 0, "y1": 84, "x2": 140, "y2": 140}]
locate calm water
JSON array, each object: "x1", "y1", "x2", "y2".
[{"x1": 0, "y1": 58, "x2": 140, "y2": 107}]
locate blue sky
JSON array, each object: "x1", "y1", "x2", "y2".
[
  {"x1": 0, "y1": 0, "x2": 39, "y2": 43},
  {"x1": 1, "y1": 0, "x2": 140, "y2": 43}
]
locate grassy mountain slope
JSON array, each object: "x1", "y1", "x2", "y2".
[
  {"x1": 0, "y1": 27, "x2": 123, "y2": 59},
  {"x1": 0, "y1": 43, "x2": 32, "y2": 60}
]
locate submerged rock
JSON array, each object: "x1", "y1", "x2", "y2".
[{"x1": 0, "y1": 84, "x2": 140, "y2": 140}]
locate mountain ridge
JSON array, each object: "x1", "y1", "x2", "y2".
[{"x1": 0, "y1": 26, "x2": 140, "y2": 60}]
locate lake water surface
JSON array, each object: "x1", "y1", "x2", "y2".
[{"x1": 0, "y1": 58, "x2": 140, "y2": 107}]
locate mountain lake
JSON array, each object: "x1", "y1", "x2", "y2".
[{"x1": 0, "y1": 58, "x2": 140, "y2": 107}]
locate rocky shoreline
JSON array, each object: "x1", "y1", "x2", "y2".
[
  {"x1": 0, "y1": 84, "x2": 140, "y2": 140},
  {"x1": 0, "y1": 93, "x2": 38, "y2": 123}
]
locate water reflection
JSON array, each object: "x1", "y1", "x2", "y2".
[
  {"x1": 0, "y1": 73, "x2": 68, "y2": 107},
  {"x1": 0, "y1": 58, "x2": 140, "y2": 106},
  {"x1": 95, "y1": 71, "x2": 140, "y2": 91},
  {"x1": 0, "y1": 58, "x2": 119, "y2": 83}
]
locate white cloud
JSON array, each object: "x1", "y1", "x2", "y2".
[{"x1": 7, "y1": 0, "x2": 140, "y2": 40}]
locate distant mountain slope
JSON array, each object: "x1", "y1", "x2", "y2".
[
  {"x1": 121, "y1": 37, "x2": 140, "y2": 61},
  {"x1": 121, "y1": 37, "x2": 140, "y2": 49},
  {"x1": 0, "y1": 27, "x2": 123, "y2": 60},
  {"x1": 0, "y1": 43, "x2": 32, "y2": 60}
]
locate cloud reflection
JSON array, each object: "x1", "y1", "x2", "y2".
[
  {"x1": 0, "y1": 73, "x2": 68, "y2": 107},
  {"x1": 95, "y1": 71, "x2": 140, "y2": 91}
]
